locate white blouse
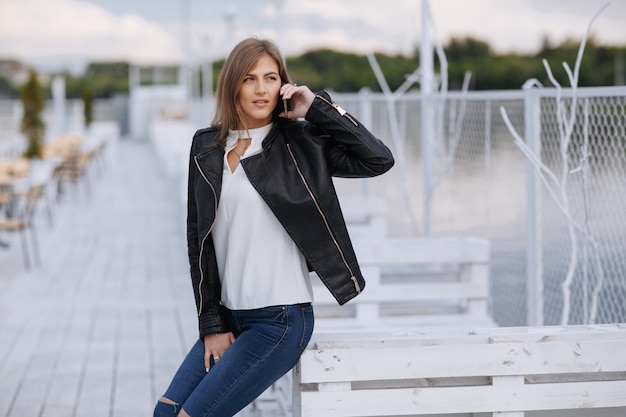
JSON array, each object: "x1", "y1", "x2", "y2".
[{"x1": 212, "y1": 123, "x2": 314, "y2": 310}]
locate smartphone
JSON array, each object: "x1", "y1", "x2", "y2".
[{"x1": 281, "y1": 84, "x2": 290, "y2": 116}]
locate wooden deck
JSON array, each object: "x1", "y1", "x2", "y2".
[
  {"x1": 3, "y1": 137, "x2": 623, "y2": 417},
  {"x1": 0, "y1": 139, "x2": 198, "y2": 417}
]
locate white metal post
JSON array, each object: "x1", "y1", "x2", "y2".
[
  {"x1": 524, "y1": 86, "x2": 543, "y2": 326},
  {"x1": 51, "y1": 76, "x2": 66, "y2": 140},
  {"x1": 359, "y1": 87, "x2": 373, "y2": 196},
  {"x1": 420, "y1": 0, "x2": 434, "y2": 236}
]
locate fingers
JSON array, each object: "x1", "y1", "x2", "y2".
[
  {"x1": 280, "y1": 84, "x2": 315, "y2": 119},
  {"x1": 203, "y1": 332, "x2": 235, "y2": 372},
  {"x1": 280, "y1": 83, "x2": 299, "y2": 101},
  {"x1": 204, "y1": 351, "x2": 222, "y2": 372}
]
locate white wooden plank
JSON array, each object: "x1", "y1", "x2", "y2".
[
  {"x1": 340, "y1": 196, "x2": 388, "y2": 238},
  {"x1": 492, "y1": 376, "x2": 525, "y2": 417},
  {"x1": 299, "y1": 338, "x2": 626, "y2": 383},
  {"x1": 40, "y1": 374, "x2": 82, "y2": 417},
  {"x1": 339, "y1": 196, "x2": 387, "y2": 221},
  {"x1": 74, "y1": 370, "x2": 114, "y2": 417},
  {"x1": 313, "y1": 281, "x2": 488, "y2": 303},
  {"x1": 352, "y1": 237, "x2": 490, "y2": 264},
  {"x1": 494, "y1": 412, "x2": 525, "y2": 417},
  {"x1": 310, "y1": 324, "x2": 626, "y2": 348},
  {"x1": 315, "y1": 316, "x2": 497, "y2": 330},
  {"x1": 311, "y1": 235, "x2": 492, "y2": 329},
  {"x1": 313, "y1": 314, "x2": 497, "y2": 332},
  {"x1": 300, "y1": 380, "x2": 626, "y2": 417},
  {"x1": 292, "y1": 365, "x2": 303, "y2": 417}
]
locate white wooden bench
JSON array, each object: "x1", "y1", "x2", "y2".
[
  {"x1": 340, "y1": 195, "x2": 388, "y2": 238},
  {"x1": 293, "y1": 324, "x2": 626, "y2": 417},
  {"x1": 243, "y1": 236, "x2": 494, "y2": 416},
  {"x1": 312, "y1": 236, "x2": 494, "y2": 331}
]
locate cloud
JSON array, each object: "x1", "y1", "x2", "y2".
[
  {"x1": 195, "y1": 0, "x2": 419, "y2": 58},
  {"x1": 281, "y1": 0, "x2": 418, "y2": 55},
  {"x1": 1, "y1": 0, "x2": 624, "y2": 72},
  {"x1": 0, "y1": 0, "x2": 182, "y2": 65},
  {"x1": 429, "y1": 0, "x2": 625, "y2": 53}
]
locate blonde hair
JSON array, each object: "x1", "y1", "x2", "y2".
[{"x1": 212, "y1": 38, "x2": 291, "y2": 146}]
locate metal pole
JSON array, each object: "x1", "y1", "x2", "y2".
[
  {"x1": 359, "y1": 87, "x2": 373, "y2": 196},
  {"x1": 181, "y1": 0, "x2": 192, "y2": 100},
  {"x1": 524, "y1": 85, "x2": 543, "y2": 326},
  {"x1": 51, "y1": 76, "x2": 66, "y2": 139},
  {"x1": 420, "y1": 0, "x2": 434, "y2": 236},
  {"x1": 275, "y1": 0, "x2": 287, "y2": 62}
]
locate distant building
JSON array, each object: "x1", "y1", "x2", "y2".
[{"x1": 0, "y1": 59, "x2": 29, "y2": 86}]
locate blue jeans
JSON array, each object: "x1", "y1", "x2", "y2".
[{"x1": 154, "y1": 303, "x2": 314, "y2": 417}]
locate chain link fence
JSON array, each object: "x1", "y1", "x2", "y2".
[{"x1": 333, "y1": 86, "x2": 626, "y2": 327}]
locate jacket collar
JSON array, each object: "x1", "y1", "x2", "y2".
[
  {"x1": 195, "y1": 118, "x2": 288, "y2": 163},
  {"x1": 195, "y1": 133, "x2": 225, "y2": 194},
  {"x1": 261, "y1": 118, "x2": 291, "y2": 151}
]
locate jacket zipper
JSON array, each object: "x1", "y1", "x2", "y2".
[
  {"x1": 316, "y1": 94, "x2": 359, "y2": 127},
  {"x1": 286, "y1": 143, "x2": 361, "y2": 294},
  {"x1": 193, "y1": 156, "x2": 218, "y2": 316}
]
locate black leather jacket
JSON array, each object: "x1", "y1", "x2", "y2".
[{"x1": 187, "y1": 91, "x2": 394, "y2": 338}]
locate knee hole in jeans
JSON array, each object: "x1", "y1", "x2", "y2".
[{"x1": 155, "y1": 397, "x2": 180, "y2": 416}]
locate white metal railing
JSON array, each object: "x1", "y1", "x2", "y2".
[{"x1": 333, "y1": 85, "x2": 626, "y2": 328}]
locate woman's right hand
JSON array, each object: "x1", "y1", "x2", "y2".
[
  {"x1": 280, "y1": 84, "x2": 315, "y2": 120},
  {"x1": 203, "y1": 332, "x2": 235, "y2": 371}
]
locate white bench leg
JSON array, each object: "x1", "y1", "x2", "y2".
[{"x1": 492, "y1": 375, "x2": 525, "y2": 417}]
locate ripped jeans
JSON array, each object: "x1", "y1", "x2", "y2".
[{"x1": 154, "y1": 303, "x2": 314, "y2": 417}]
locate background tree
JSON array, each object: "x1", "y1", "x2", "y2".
[
  {"x1": 82, "y1": 87, "x2": 93, "y2": 127},
  {"x1": 19, "y1": 69, "x2": 46, "y2": 159},
  {"x1": 4, "y1": 37, "x2": 624, "y2": 105},
  {"x1": 284, "y1": 49, "x2": 418, "y2": 92},
  {"x1": 65, "y1": 61, "x2": 129, "y2": 99}
]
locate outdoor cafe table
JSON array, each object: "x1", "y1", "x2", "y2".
[{"x1": 0, "y1": 173, "x2": 27, "y2": 248}]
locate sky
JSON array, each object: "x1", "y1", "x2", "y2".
[{"x1": 0, "y1": 0, "x2": 625, "y2": 73}]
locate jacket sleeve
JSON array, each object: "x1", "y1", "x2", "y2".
[
  {"x1": 304, "y1": 90, "x2": 394, "y2": 178},
  {"x1": 187, "y1": 139, "x2": 200, "y2": 298},
  {"x1": 186, "y1": 134, "x2": 230, "y2": 339}
]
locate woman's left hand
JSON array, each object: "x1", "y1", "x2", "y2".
[
  {"x1": 280, "y1": 84, "x2": 316, "y2": 120},
  {"x1": 203, "y1": 332, "x2": 235, "y2": 371}
]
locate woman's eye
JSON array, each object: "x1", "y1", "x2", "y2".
[{"x1": 243, "y1": 76, "x2": 254, "y2": 83}]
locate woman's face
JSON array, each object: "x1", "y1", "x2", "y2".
[{"x1": 237, "y1": 54, "x2": 281, "y2": 129}]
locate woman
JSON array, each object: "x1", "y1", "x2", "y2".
[{"x1": 154, "y1": 37, "x2": 394, "y2": 417}]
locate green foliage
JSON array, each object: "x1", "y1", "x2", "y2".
[
  {"x1": 82, "y1": 87, "x2": 93, "y2": 127},
  {"x1": 4, "y1": 37, "x2": 624, "y2": 107},
  {"x1": 444, "y1": 36, "x2": 626, "y2": 90},
  {"x1": 287, "y1": 49, "x2": 373, "y2": 91},
  {"x1": 284, "y1": 37, "x2": 623, "y2": 92},
  {"x1": 534, "y1": 37, "x2": 623, "y2": 87},
  {"x1": 19, "y1": 69, "x2": 46, "y2": 159},
  {"x1": 286, "y1": 49, "x2": 418, "y2": 92},
  {"x1": 65, "y1": 61, "x2": 129, "y2": 99},
  {"x1": 446, "y1": 37, "x2": 492, "y2": 62},
  {"x1": 139, "y1": 66, "x2": 179, "y2": 86},
  {"x1": 445, "y1": 38, "x2": 626, "y2": 90},
  {"x1": 450, "y1": 53, "x2": 545, "y2": 90}
]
